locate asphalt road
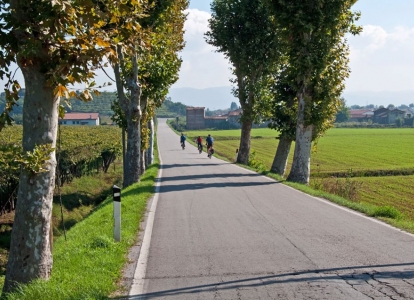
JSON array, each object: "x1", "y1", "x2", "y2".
[{"x1": 129, "y1": 119, "x2": 414, "y2": 299}]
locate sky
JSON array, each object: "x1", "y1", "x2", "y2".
[
  {"x1": 2, "y1": 1, "x2": 414, "y2": 106},
  {"x1": 174, "y1": 0, "x2": 414, "y2": 96}
]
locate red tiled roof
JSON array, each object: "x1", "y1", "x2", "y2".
[
  {"x1": 62, "y1": 112, "x2": 99, "y2": 120},
  {"x1": 205, "y1": 116, "x2": 227, "y2": 120},
  {"x1": 186, "y1": 107, "x2": 205, "y2": 110},
  {"x1": 349, "y1": 109, "x2": 373, "y2": 118},
  {"x1": 228, "y1": 109, "x2": 242, "y2": 116}
]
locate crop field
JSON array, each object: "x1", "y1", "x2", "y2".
[
  {"x1": 185, "y1": 128, "x2": 414, "y2": 174},
  {"x1": 184, "y1": 127, "x2": 414, "y2": 223}
]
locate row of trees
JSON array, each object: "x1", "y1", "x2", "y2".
[
  {"x1": 206, "y1": 0, "x2": 361, "y2": 183},
  {"x1": 0, "y1": 0, "x2": 187, "y2": 294}
]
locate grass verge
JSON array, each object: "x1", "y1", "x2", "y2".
[{"x1": 1, "y1": 160, "x2": 159, "y2": 300}]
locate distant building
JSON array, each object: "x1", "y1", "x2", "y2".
[
  {"x1": 186, "y1": 107, "x2": 206, "y2": 129},
  {"x1": 348, "y1": 109, "x2": 374, "y2": 122},
  {"x1": 373, "y1": 107, "x2": 405, "y2": 124},
  {"x1": 205, "y1": 115, "x2": 228, "y2": 129},
  {"x1": 228, "y1": 109, "x2": 243, "y2": 127},
  {"x1": 59, "y1": 112, "x2": 100, "y2": 126},
  {"x1": 186, "y1": 107, "x2": 230, "y2": 130}
]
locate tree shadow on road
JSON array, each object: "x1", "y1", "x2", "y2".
[
  {"x1": 161, "y1": 163, "x2": 228, "y2": 169},
  {"x1": 156, "y1": 172, "x2": 278, "y2": 193},
  {"x1": 159, "y1": 172, "x2": 269, "y2": 182},
  {"x1": 119, "y1": 262, "x2": 414, "y2": 299}
]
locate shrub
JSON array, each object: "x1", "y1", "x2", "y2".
[
  {"x1": 370, "y1": 205, "x2": 402, "y2": 219},
  {"x1": 248, "y1": 150, "x2": 266, "y2": 172},
  {"x1": 311, "y1": 169, "x2": 363, "y2": 201}
]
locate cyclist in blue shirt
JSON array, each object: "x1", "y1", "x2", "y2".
[
  {"x1": 180, "y1": 133, "x2": 186, "y2": 149},
  {"x1": 206, "y1": 134, "x2": 214, "y2": 158}
]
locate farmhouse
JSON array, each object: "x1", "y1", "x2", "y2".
[
  {"x1": 59, "y1": 112, "x2": 100, "y2": 126},
  {"x1": 373, "y1": 107, "x2": 405, "y2": 124},
  {"x1": 228, "y1": 109, "x2": 243, "y2": 126},
  {"x1": 186, "y1": 107, "x2": 233, "y2": 130},
  {"x1": 186, "y1": 107, "x2": 206, "y2": 129},
  {"x1": 185, "y1": 107, "x2": 270, "y2": 129},
  {"x1": 349, "y1": 109, "x2": 374, "y2": 122}
]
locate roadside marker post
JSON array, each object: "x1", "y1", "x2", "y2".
[{"x1": 113, "y1": 185, "x2": 121, "y2": 242}]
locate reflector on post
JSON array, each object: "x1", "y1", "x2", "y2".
[{"x1": 113, "y1": 185, "x2": 121, "y2": 242}]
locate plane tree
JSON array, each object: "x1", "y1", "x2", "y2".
[
  {"x1": 138, "y1": 0, "x2": 188, "y2": 173},
  {"x1": 0, "y1": 0, "x2": 147, "y2": 293},
  {"x1": 111, "y1": 0, "x2": 187, "y2": 183},
  {"x1": 266, "y1": 0, "x2": 361, "y2": 184},
  {"x1": 265, "y1": 66, "x2": 297, "y2": 176},
  {"x1": 206, "y1": 0, "x2": 282, "y2": 164}
]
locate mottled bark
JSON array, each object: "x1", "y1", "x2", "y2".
[
  {"x1": 236, "y1": 120, "x2": 253, "y2": 164},
  {"x1": 147, "y1": 118, "x2": 154, "y2": 165},
  {"x1": 113, "y1": 45, "x2": 142, "y2": 188},
  {"x1": 271, "y1": 137, "x2": 292, "y2": 177},
  {"x1": 3, "y1": 66, "x2": 58, "y2": 293},
  {"x1": 287, "y1": 91, "x2": 313, "y2": 184},
  {"x1": 140, "y1": 150, "x2": 146, "y2": 175},
  {"x1": 124, "y1": 115, "x2": 141, "y2": 187},
  {"x1": 122, "y1": 128, "x2": 126, "y2": 167}
]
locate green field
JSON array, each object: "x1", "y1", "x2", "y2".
[
  {"x1": 183, "y1": 127, "x2": 414, "y2": 226},
  {"x1": 185, "y1": 128, "x2": 414, "y2": 174}
]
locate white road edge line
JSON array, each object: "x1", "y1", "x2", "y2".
[
  {"x1": 232, "y1": 160, "x2": 414, "y2": 238},
  {"x1": 129, "y1": 143, "x2": 163, "y2": 297}
]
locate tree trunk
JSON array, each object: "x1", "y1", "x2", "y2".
[
  {"x1": 113, "y1": 46, "x2": 142, "y2": 188},
  {"x1": 287, "y1": 91, "x2": 313, "y2": 184},
  {"x1": 140, "y1": 150, "x2": 146, "y2": 175},
  {"x1": 147, "y1": 118, "x2": 154, "y2": 165},
  {"x1": 3, "y1": 66, "x2": 58, "y2": 293},
  {"x1": 122, "y1": 128, "x2": 126, "y2": 167},
  {"x1": 145, "y1": 149, "x2": 149, "y2": 171},
  {"x1": 236, "y1": 120, "x2": 253, "y2": 164},
  {"x1": 271, "y1": 137, "x2": 292, "y2": 177},
  {"x1": 123, "y1": 113, "x2": 141, "y2": 187}
]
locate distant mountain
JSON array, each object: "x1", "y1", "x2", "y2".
[
  {"x1": 167, "y1": 86, "x2": 237, "y2": 110},
  {"x1": 342, "y1": 90, "x2": 414, "y2": 107},
  {"x1": 168, "y1": 87, "x2": 414, "y2": 109}
]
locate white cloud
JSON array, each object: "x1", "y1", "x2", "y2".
[
  {"x1": 184, "y1": 9, "x2": 210, "y2": 36},
  {"x1": 171, "y1": 9, "x2": 234, "y2": 89},
  {"x1": 346, "y1": 25, "x2": 414, "y2": 92}
]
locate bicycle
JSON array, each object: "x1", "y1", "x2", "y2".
[{"x1": 207, "y1": 146, "x2": 214, "y2": 158}]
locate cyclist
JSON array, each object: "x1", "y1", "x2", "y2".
[
  {"x1": 206, "y1": 134, "x2": 214, "y2": 158},
  {"x1": 180, "y1": 133, "x2": 186, "y2": 149},
  {"x1": 196, "y1": 136, "x2": 203, "y2": 153}
]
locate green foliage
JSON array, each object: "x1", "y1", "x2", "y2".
[
  {"x1": 0, "y1": 126, "x2": 122, "y2": 212},
  {"x1": 0, "y1": 134, "x2": 54, "y2": 178},
  {"x1": 248, "y1": 150, "x2": 266, "y2": 172},
  {"x1": 156, "y1": 98, "x2": 187, "y2": 117},
  {"x1": 64, "y1": 92, "x2": 117, "y2": 116},
  {"x1": 335, "y1": 98, "x2": 350, "y2": 123},
  {"x1": 167, "y1": 117, "x2": 186, "y2": 132},
  {"x1": 369, "y1": 206, "x2": 402, "y2": 219},
  {"x1": 206, "y1": 0, "x2": 282, "y2": 123},
  {"x1": 230, "y1": 102, "x2": 238, "y2": 111},
  {"x1": 395, "y1": 117, "x2": 404, "y2": 128},
  {"x1": 266, "y1": 0, "x2": 362, "y2": 139},
  {"x1": 19, "y1": 144, "x2": 55, "y2": 176},
  {"x1": 110, "y1": 99, "x2": 127, "y2": 130}
]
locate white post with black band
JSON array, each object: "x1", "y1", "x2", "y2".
[{"x1": 113, "y1": 185, "x2": 121, "y2": 242}]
